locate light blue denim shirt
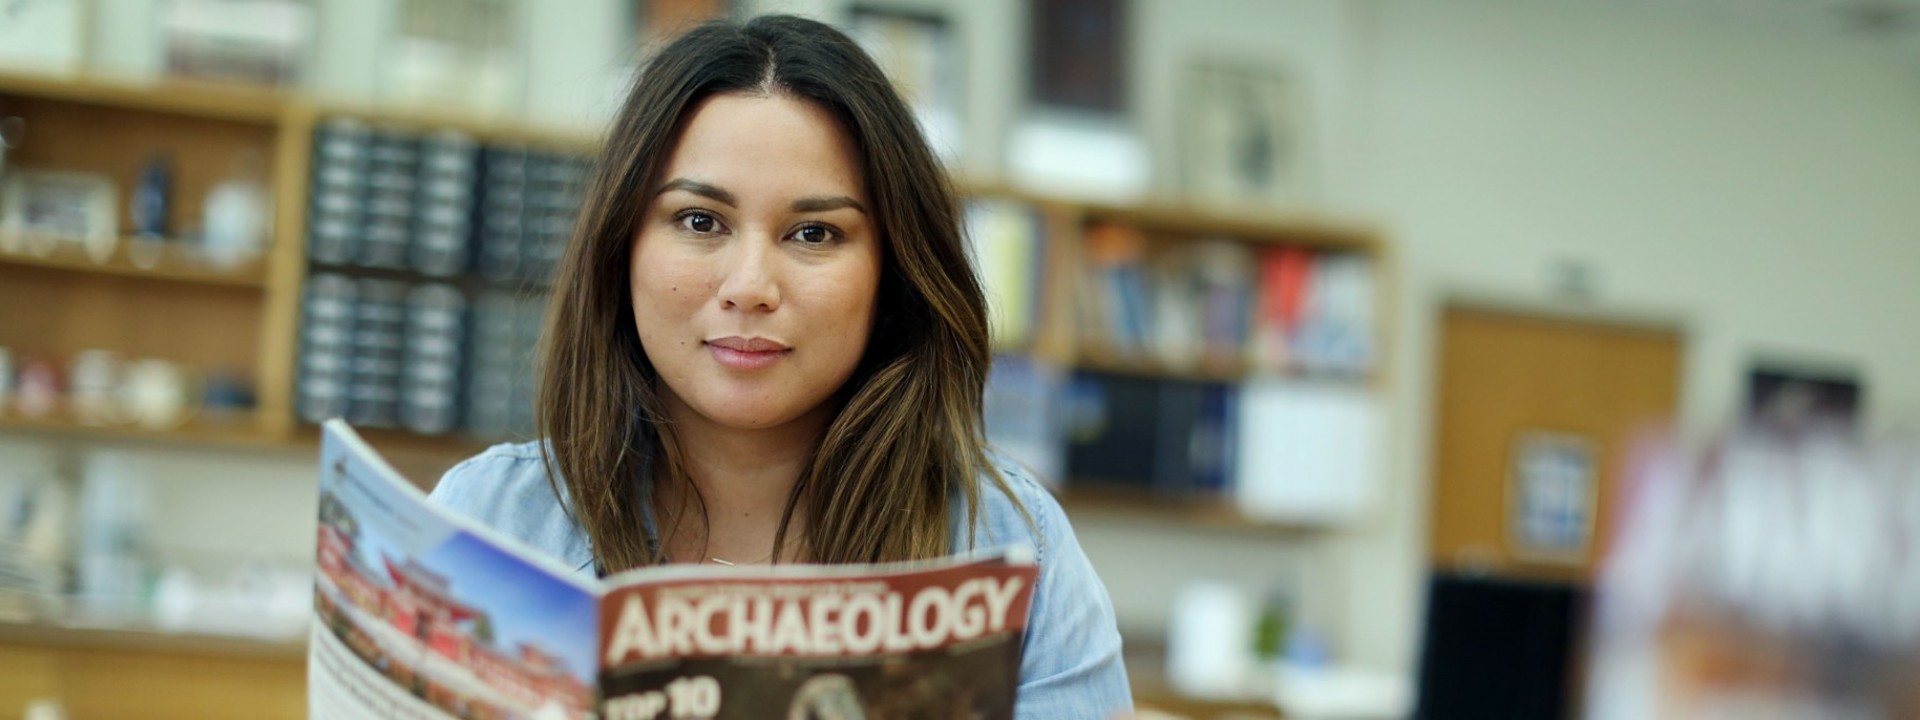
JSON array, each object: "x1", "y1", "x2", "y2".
[{"x1": 427, "y1": 441, "x2": 1133, "y2": 719}]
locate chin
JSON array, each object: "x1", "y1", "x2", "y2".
[{"x1": 693, "y1": 399, "x2": 809, "y2": 431}]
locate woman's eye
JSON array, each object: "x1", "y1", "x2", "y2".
[
  {"x1": 678, "y1": 212, "x2": 719, "y2": 234},
  {"x1": 791, "y1": 225, "x2": 836, "y2": 245}
]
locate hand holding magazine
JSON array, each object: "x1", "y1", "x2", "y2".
[{"x1": 310, "y1": 420, "x2": 1037, "y2": 720}]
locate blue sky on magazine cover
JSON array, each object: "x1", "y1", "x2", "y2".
[{"x1": 418, "y1": 530, "x2": 600, "y2": 684}]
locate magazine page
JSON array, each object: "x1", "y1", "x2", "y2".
[
  {"x1": 1584, "y1": 431, "x2": 1920, "y2": 719},
  {"x1": 597, "y1": 551, "x2": 1038, "y2": 720},
  {"x1": 311, "y1": 420, "x2": 601, "y2": 720}
]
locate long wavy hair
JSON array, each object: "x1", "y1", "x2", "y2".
[{"x1": 536, "y1": 15, "x2": 1021, "y2": 573}]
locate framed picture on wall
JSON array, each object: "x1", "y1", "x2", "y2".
[
  {"x1": 1029, "y1": 0, "x2": 1127, "y2": 113},
  {"x1": 845, "y1": 6, "x2": 964, "y2": 163},
  {"x1": 1746, "y1": 359, "x2": 1862, "y2": 434},
  {"x1": 634, "y1": 0, "x2": 734, "y2": 44},
  {"x1": 384, "y1": 0, "x2": 524, "y2": 113},
  {"x1": 164, "y1": 0, "x2": 315, "y2": 86},
  {"x1": 1180, "y1": 58, "x2": 1316, "y2": 211},
  {"x1": 1506, "y1": 431, "x2": 1597, "y2": 565}
]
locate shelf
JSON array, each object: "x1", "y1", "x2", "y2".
[
  {"x1": 1074, "y1": 353, "x2": 1251, "y2": 383},
  {"x1": 1057, "y1": 486, "x2": 1323, "y2": 536},
  {"x1": 958, "y1": 178, "x2": 1380, "y2": 251},
  {"x1": 0, "y1": 411, "x2": 496, "y2": 462},
  {"x1": 310, "y1": 98, "x2": 600, "y2": 153},
  {"x1": 0, "y1": 617, "x2": 306, "y2": 661},
  {"x1": 0, "y1": 413, "x2": 283, "y2": 449},
  {"x1": 1082, "y1": 200, "x2": 1381, "y2": 252},
  {"x1": 0, "y1": 234, "x2": 269, "y2": 288},
  {"x1": 0, "y1": 69, "x2": 286, "y2": 125},
  {"x1": 1070, "y1": 353, "x2": 1380, "y2": 386},
  {"x1": 1132, "y1": 682, "x2": 1284, "y2": 720}
]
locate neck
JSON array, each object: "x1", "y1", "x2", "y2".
[{"x1": 654, "y1": 392, "x2": 834, "y2": 564}]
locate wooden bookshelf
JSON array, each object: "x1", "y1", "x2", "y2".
[
  {"x1": 304, "y1": 97, "x2": 600, "y2": 154},
  {"x1": 0, "y1": 69, "x2": 286, "y2": 125},
  {"x1": 0, "y1": 413, "x2": 281, "y2": 449},
  {"x1": 1057, "y1": 486, "x2": 1322, "y2": 536},
  {"x1": 0, "y1": 618, "x2": 305, "y2": 661},
  {"x1": 0, "y1": 69, "x2": 1396, "y2": 532},
  {"x1": 0, "y1": 619, "x2": 305, "y2": 719},
  {"x1": 1073, "y1": 353, "x2": 1252, "y2": 384},
  {"x1": 1081, "y1": 199, "x2": 1381, "y2": 253},
  {"x1": 0, "y1": 235, "x2": 269, "y2": 288}
]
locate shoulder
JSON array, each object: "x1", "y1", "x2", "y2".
[
  {"x1": 957, "y1": 454, "x2": 1062, "y2": 558},
  {"x1": 961, "y1": 453, "x2": 1134, "y2": 719},
  {"x1": 427, "y1": 441, "x2": 594, "y2": 574}
]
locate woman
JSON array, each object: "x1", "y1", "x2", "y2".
[{"x1": 429, "y1": 14, "x2": 1131, "y2": 718}]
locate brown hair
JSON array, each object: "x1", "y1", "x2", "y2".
[{"x1": 536, "y1": 15, "x2": 1022, "y2": 573}]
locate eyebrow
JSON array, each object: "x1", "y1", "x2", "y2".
[
  {"x1": 656, "y1": 177, "x2": 867, "y2": 215},
  {"x1": 656, "y1": 178, "x2": 735, "y2": 207},
  {"x1": 791, "y1": 195, "x2": 867, "y2": 215}
]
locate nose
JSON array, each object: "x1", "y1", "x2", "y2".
[{"x1": 716, "y1": 236, "x2": 780, "y2": 313}]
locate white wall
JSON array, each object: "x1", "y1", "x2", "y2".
[
  {"x1": 1019, "y1": 0, "x2": 1920, "y2": 673},
  {"x1": 1340, "y1": 0, "x2": 1920, "y2": 670}
]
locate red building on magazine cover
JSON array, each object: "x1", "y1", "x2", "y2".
[{"x1": 315, "y1": 504, "x2": 593, "y2": 716}]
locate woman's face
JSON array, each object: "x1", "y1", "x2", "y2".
[{"x1": 630, "y1": 92, "x2": 881, "y2": 432}]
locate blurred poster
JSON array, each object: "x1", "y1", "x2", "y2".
[
  {"x1": 165, "y1": 0, "x2": 314, "y2": 86},
  {"x1": 1181, "y1": 59, "x2": 1317, "y2": 211},
  {"x1": 1029, "y1": 0, "x2": 1126, "y2": 113},
  {"x1": 1507, "y1": 432, "x2": 1595, "y2": 564},
  {"x1": 638, "y1": 0, "x2": 732, "y2": 43},
  {"x1": 1746, "y1": 360, "x2": 1862, "y2": 434},
  {"x1": 384, "y1": 0, "x2": 523, "y2": 114}
]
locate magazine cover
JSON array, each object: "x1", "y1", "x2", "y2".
[
  {"x1": 311, "y1": 421, "x2": 599, "y2": 719},
  {"x1": 310, "y1": 420, "x2": 1038, "y2": 720},
  {"x1": 1583, "y1": 430, "x2": 1920, "y2": 719}
]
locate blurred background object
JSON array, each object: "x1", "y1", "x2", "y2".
[
  {"x1": 5, "y1": 0, "x2": 1920, "y2": 717},
  {"x1": 1583, "y1": 430, "x2": 1920, "y2": 720},
  {"x1": 163, "y1": 0, "x2": 314, "y2": 87}
]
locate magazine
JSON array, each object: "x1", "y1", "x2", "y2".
[
  {"x1": 309, "y1": 419, "x2": 1038, "y2": 720},
  {"x1": 1583, "y1": 431, "x2": 1920, "y2": 719}
]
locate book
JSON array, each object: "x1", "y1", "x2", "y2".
[
  {"x1": 1080, "y1": 222, "x2": 1153, "y2": 358},
  {"x1": 984, "y1": 354, "x2": 1067, "y2": 489},
  {"x1": 310, "y1": 420, "x2": 1038, "y2": 720},
  {"x1": 964, "y1": 200, "x2": 1045, "y2": 351},
  {"x1": 1060, "y1": 370, "x2": 1235, "y2": 495},
  {"x1": 1251, "y1": 247, "x2": 1312, "y2": 373}
]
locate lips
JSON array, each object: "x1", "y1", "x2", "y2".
[
  {"x1": 707, "y1": 336, "x2": 789, "y2": 353},
  {"x1": 705, "y1": 336, "x2": 790, "y2": 370}
]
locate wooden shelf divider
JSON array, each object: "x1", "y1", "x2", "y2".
[
  {"x1": 0, "y1": 69, "x2": 286, "y2": 125},
  {"x1": 0, "y1": 235, "x2": 268, "y2": 288},
  {"x1": 0, "y1": 413, "x2": 282, "y2": 449},
  {"x1": 1057, "y1": 485, "x2": 1322, "y2": 536},
  {"x1": 0, "y1": 618, "x2": 306, "y2": 662}
]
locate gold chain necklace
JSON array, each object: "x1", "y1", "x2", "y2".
[{"x1": 707, "y1": 550, "x2": 777, "y2": 566}]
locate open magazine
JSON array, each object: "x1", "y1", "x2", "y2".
[{"x1": 310, "y1": 420, "x2": 1038, "y2": 720}]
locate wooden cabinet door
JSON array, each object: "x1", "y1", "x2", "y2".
[{"x1": 1428, "y1": 305, "x2": 1682, "y2": 583}]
